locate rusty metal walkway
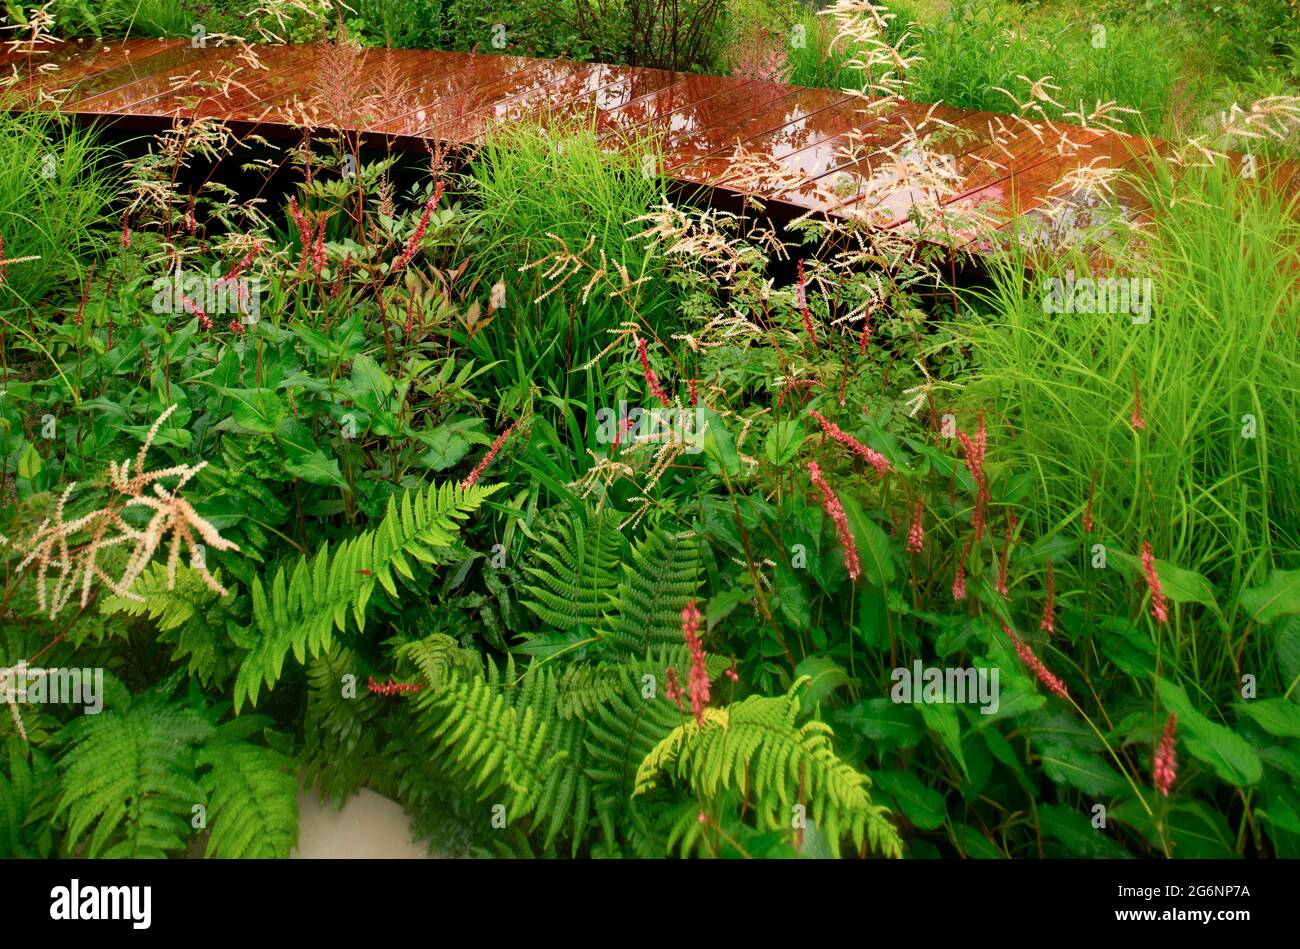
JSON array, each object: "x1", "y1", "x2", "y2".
[{"x1": 4, "y1": 37, "x2": 1296, "y2": 248}]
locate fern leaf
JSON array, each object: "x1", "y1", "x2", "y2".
[
  {"x1": 53, "y1": 693, "x2": 211, "y2": 858},
  {"x1": 232, "y1": 481, "x2": 501, "y2": 711},
  {"x1": 633, "y1": 681, "x2": 903, "y2": 858},
  {"x1": 198, "y1": 742, "x2": 298, "y2": 858},
  {"x1": 100, "y1": 562, "x2": 230, "y2": 685},
  {"x1": 607, "y1": 526, "x2": 703, "y2": 654},
  {"x1": 519, "y1": 505, "x2": 623, "y2": 631}
]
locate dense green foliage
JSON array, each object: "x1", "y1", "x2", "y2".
[{"x1": 0, "y1": 0, "x2": 1297, "y2": 860}]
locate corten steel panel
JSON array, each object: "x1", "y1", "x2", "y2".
[
  {"x1": 595, "y1": 74, "x2": 758, "y2": 141},
  {"x1": 21, "y1": 40, "x2": 1289, "y2": 257},
  {"x1": 70, "y1": 45, "x2": 262, "y2": 114},
  {"x1": 521, "y1": 66, "x2": 685, "y2": 135},
  {"x1": 54, "y1": 43, "x2": 213, "y2": 108},
  {"x1": 670, "y1": 96, "x2": 946, "y2": 199},
  {"x1": 452, "y1": 61, "x2": 647, "y2": 141},
  {"x1": 974, "y1": 134, "x2": 1168, "y2": 256},
  {"x1": 780, "y1": 107, "x2": 1007, "y2": 217},
  {"x1": 375, "y1": 57, "x2": 590, "y2": 141},
  {"x1": 368, "y1": 52, "x2": 553, "y2": 140},
  {"x1": 2, "y1": 37, "x2": 188, "y2": 106},
  {"x1": 662, "y1": 86, "x2": 849, "y2": 173},
  {"x1": 230, "y1": 47, "x2": 467, "y2": 127},
  {"x1": 89, "y1": 44, "x2": 324, "y2": 121}
]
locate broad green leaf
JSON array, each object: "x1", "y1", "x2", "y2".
[
  {"x1": 417, "y1": 424, "x2": 472, "y2": 471},
  {"x1": 219, "y1": 387, "x2": 284, "y2": 433},
  {"x1": 1234, "y1": 699, "x2": 1300, "y2": 739},
  {"x1": 793, "y1": 655, "x2": 854, "y2": 715},
  {"x1": 774, "y1": 566, "x2": 812, "y2": 632},
  {"x1": 1036, "y1": 742, "x2": 1128, "y2": 796},
  {"x1": 871, "y1": 770, "x2": 946, "y2": 831},
  {"x1": 838, "y1": 698, "x2": 923, "y2": 748},
  {"x1": 840, "y1": 496, "x2": 896, "y2": 588},
  {"x1": 919, "y1": 702, "x2": 969, "y2": 781},
  {"x1": 1157, "y1": 678, "x2": 1262, "y2": 787},
  {"x1": 284, "y1": 450, "x2": 349, "y2": 491},
  {"x1": 1240, "y1": 569, "x2": 1300, "y2": 626},
  {"x1": 764, "y1": 419, "x2": 803, "y2": 466},
  {"x1": 1110, "y1": 549, "x2": 1217, "y2": 608},
  {"x1": 16, "y1": 442, "x2": 41, "y2": 480},
  {"x1": 1038, "y1": 804, "x2": 1130, "y2": 858},
  {"x1": 699, "y1": 407, "x2": 739, "y2": 477},
  {"x1": 1164, "y1": 802, "x2": 1238, "y2": 858}
]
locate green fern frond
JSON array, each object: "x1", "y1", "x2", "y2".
[
  {"x1": 412, "y1": 656, "x2": 566, "y2": 824},
  {"x1": 607, "y1": 526, "x2": 704, "y2": 654},
  {"x1": 232, "y1": 481, "x2": 502, "y2": 712},
  {"x1": 53, "y1": 691, "x2": 211, "y2": 857},
  {"x1": 633, "y1": 680, "x2": 903, "y2": 858},
  {"x1": 519, "y1": 505, "x2": 623, "y2": 631},
  {"x1": 0, "y1": 739, "x2": 56, "y2": 858},
  {"x1": 396, "y1": 633, "x2": 482, "y2": 692},
  {"x1": 303, "y1": 645, "x2": 385, "y2": 805},
  {"x1": 101, "y1": 562, "x2": 230, "y2": 685},
  {"x1": 197, "y1": 742, "x2": 298, "y2": 858}
]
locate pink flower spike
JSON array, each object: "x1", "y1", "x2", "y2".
[
  {"x1": 808, "y1": 410, "x2": 892, "y2": 477},
  {"x1": 1083, "y1": 472, "x2": 1096, "y2": 534},
  {"x1": 1154, "y1": 713, "x2": 1178, "y2": 796},
  {"x1": 635, "y1": 336, "x2": 671, "y2": 408},
  {"x1": 461, "y1": 419, "x2": 520, "y2": 489},
  {"x1": 809, "y1": 461, "x2": 861, "y2": 582},
  {"x1": 1130, "y1": 373, "x2": 1146, "y2": 431},
  {"x1": 1000, "y1": 620, "x2": 1069, "y2": 700},
  {"x1": 1140, "y1": 541, "x2": 1169, "y2": 624},
  {"x1": 952, "y1": 543, "x2": 969, "y2": 602},
  {"x1": 681, "y1": 599, "x2": 710, "y2": 727},
  {"x1": 180, "y1": 294, "x2": 212, "y2": 331},
  {"x1": 1039, "y1": 562, "x2": 1056, "y2": 635},
  {"x1": 957, "y1": 413, "x2": 990, "y2": 543},
  {"x1": 906, "y1": 499, "x2": 924, "y2": 554},
  {"x1": 796, "y1": 259, "x2": 817, "y2": 345},
  {"x1": 289, "y1": 196, "x2": 312, "y2": 276},
  {"x1": 392, "y1": 180, "x2": 445, "y2": 272}
]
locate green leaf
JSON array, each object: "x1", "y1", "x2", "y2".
[
  {"x1": 1038, "y1": 804, "x2": 1130, "y2": 858},
  {"x1": 1037, "y1": 743, "x2": 1129, "y2": 795},
  {"x1": 919, "y1": 702, "x2": 969, "y2": 781},
  {"x1": 284, "y1": 450, "x2": 349, "y2": 491},
  {"x1": 793, "y1": 656, "x2": 854, "y2": 715},
  {"x1": 871, "y1": 770, "x2": 946, "y2": 831},
  {"x1": 840, "y1": 496, "x2": 896, "y2": 588},
  {"x1": 16, "y1": 442, "x2": 41, "y2": 480},
  {"x1": 1110, "y1": 549, "x2": 1217, "y2": 608},
  {"x1": 1240, "y1": 569, "x2": 1300, "y2": 626},
  {"x1": 1157, "y1": 678, "x2": 1262, "y2": 787},
  {"x1": 417, "y1": 424, "x2": 473, "y2": 471},
  {"x1": 838, "y1": 698, "x2": 924, "y2": 748},
  {"x1": 220, "y1": 387, "x2": 285, "y2": 433},
  {"x1": 774, "y1": 566, "x2": 812, "y2": 632},
  {"x1": 1164, "y1": 802, "x2": 1238, "y2": 858},
  {"x1": 1277, "y1": 616, "x2": 1300, "y2": 688},
  {"x1": 699, "y1": 407, "x2": 739, "y2": 477},
  {"x1": 764, "y1": 420, "x2": 803, "y2": 466},
  {"x1": 1235, "y1": 699, "x2": 1300, "y2": 739}
]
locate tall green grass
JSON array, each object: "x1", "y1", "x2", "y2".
[
  {"x1": 899, "y1": 0, "x2": 1181, "y2": 132},
  {"x1": 459, "y1": 118, "x2": 679, "y2": 401},
  {"x1": 953, "y1": 158, "x2": 1299, "y2": 681},
  {"x1": 8, "y1": 0, "x2": 192, "y2": 37},
  {"x1": 0, "y1": 108, "x2": 121, "y2": 309}
]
